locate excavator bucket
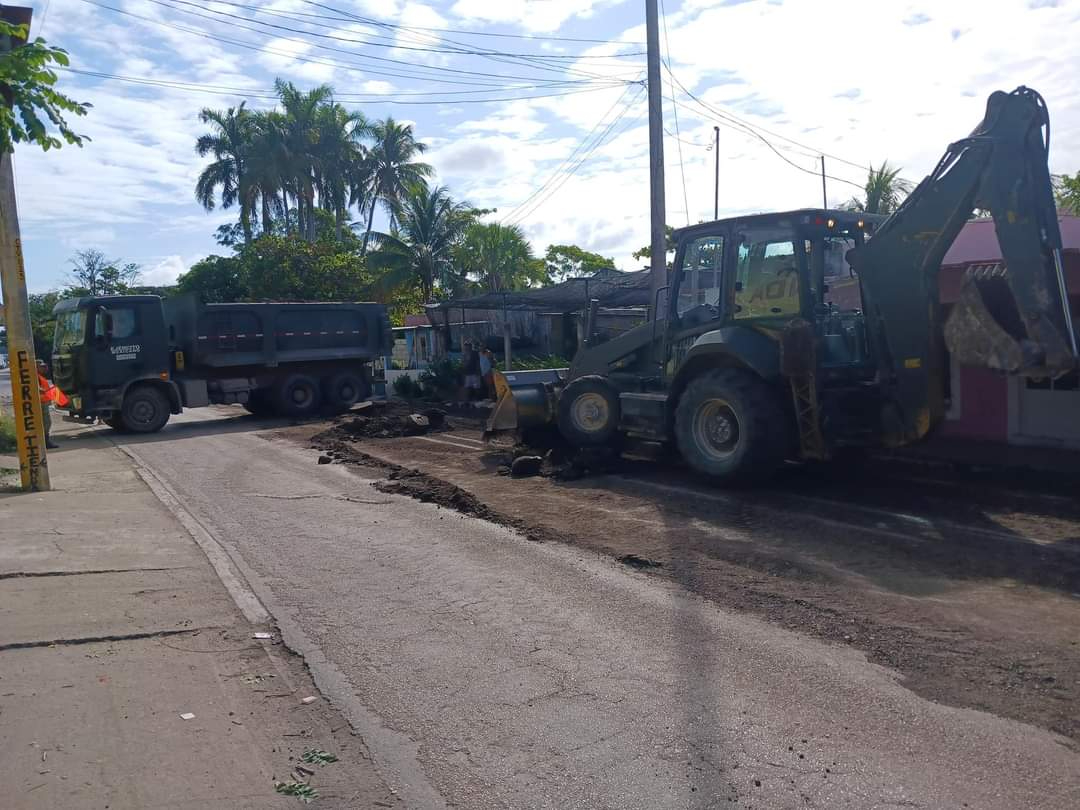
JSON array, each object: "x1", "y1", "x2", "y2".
[{"x1": 482, "y1": 369, "x2": 558, "y2": 440}]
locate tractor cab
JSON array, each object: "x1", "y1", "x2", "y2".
[{"x1": 664, "y1": 209, "x2": 885, "y2": 381}]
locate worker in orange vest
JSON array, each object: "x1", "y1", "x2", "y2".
[{"x1": 37, "y1": 359, "x2": 67, "y2": 449}]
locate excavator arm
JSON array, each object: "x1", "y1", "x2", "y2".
[{"x1": 846, "y1": 86, "x2": 1077, "y2": 446}]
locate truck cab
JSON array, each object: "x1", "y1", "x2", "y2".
[{"x1": 52, "y1": 295, "x2": 175, "y2": 423}]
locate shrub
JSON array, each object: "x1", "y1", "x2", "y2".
[
  {"x1": 0, "y1": 413, "x2": 17, "y2": 453},
  {"x1": 392, "y1": 374, "x2": 423, "y2": 400}
]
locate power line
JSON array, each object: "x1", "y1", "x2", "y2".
[
  {"x1": 663, "y1": 64, "x2": 915, "y2": 185},
  {"x1": 78, "y1": 0, "x2": 629, "y2": 88},
  {"x1": 504, "y1": 84, "x2": 646, "y2": 226},
  {"x1": 670, "y1": 97, "x2": 865, "y2": 191},
  {"x1": 155, "y1": 0, "x2": 646, "y2": 60},
  {"x1": 60, "y1": 67, "x2": 633, "y2": 105},
  {"x1": 296, "y1": 0, "x2": 645, "y2": 45},
  {"x1": 501, "y1": 81, "x2": 642, "y2": 225}
]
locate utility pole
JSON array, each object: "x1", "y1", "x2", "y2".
[
  {"x1": 713, "y1": 125, "x2": 720, "y2": 220},
  {"x1": 0, "y1": 6, "x2": 49, "y2": 491},
  {"x1": 820, "y1": 155, "x2": 828, "y2": 209},
  {"x1": 645, "y1": 0, "x2": 666, "y2": 322}
]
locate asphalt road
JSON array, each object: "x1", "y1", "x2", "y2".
[{"x1": 104, "y1": 407, "x2": 1080, "y2": 810}]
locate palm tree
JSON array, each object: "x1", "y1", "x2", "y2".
[
  {"x1": 360, "y1": 118, "x2": 433, "y2": 255},
  {"x1": 313, "y1": 102, "x2": 373, "y2": 241},
  {"x1": 195, "y1": 103, "x2": 256, "y2": 243},
  {"x1": 846, "y1": 161, "x2": 911, "y2": 215},
  {"x1": 367, "y1": 185, "x2": 471, "y2": 301},
  {"x1": 247, "y1": 110, "x2": 290, "y2": 236},
  {"x1": 275, "y1": 79, "x2": 334, "y2": 240},
  {"x1": 455, "y1": 222, "x2": 544, "y2": 293}
]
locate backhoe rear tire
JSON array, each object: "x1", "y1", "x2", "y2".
[
  {"x1": 557, "y1": 375, "x2": 620, "y2": 447},
  {"x1": 674, "y1": 368, "x2": 786, "y2": 485}
]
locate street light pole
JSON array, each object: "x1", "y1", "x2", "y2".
[
  {"x1": 713, "y1": 125, "x2": 720, "y2": 220},
  {"x1": 645, "y1": 0, "x2": 666, "y2": 323}
]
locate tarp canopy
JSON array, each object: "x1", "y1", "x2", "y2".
[{"x1": 426, "y1": 268, "x2": 651, "y2": 313}]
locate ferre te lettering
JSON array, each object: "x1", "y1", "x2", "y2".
[{"x1": 14, "y1": 350, "x2": 43, "y2": 485}]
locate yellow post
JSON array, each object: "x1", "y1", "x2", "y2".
[
  {"x1": 0, "y1": 150, "x2": 50, "y2": 491},
  {"x1": 0, "y1": 7, "x2": 49, "y2": 491}
]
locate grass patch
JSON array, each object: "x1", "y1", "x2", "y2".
[{"x1": 0, "y1": 413, "x2": 17, "y2": 454}]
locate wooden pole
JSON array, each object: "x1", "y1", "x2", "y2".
[
  {"x1": 645, "y1": 0, "x2": 667, "y2": 323},
  {"x1": 0, "y1": 7, "x2": 49, "y2": 491}
]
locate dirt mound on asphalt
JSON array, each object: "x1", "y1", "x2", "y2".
[{"x1": 313, "y1": 403, "x2": 452, "y2": 443}]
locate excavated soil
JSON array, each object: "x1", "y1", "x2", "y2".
[{"x1": 282, "y1": 413, "x2": 1080, "y2": 746}]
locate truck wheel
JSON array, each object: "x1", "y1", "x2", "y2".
[
  {"x1": 104, "y1": 415, "x2": 127, "y2": 432},
  {"x1": 120, "y1": 385, "x2": 171, "y2": 434},
  {"x1": 557, "y1": 375, "x2": 620, "y2": 447},
  {"x1": 243, "y1": 390, "x2": 275, "y2": 417},
  {"x1": 674, "y1": 368, "x2": 786, "y2": 484},
  {"x1": 275, "y1": 374, "x2": 322, "y2": 417},
  {"x1": 323, "y1": 371, "x2": 369, "y2": 412}
]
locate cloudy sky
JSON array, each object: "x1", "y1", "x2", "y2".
[{"x1": 15, "y1": 0, "x2": 1080, "y2": 291}]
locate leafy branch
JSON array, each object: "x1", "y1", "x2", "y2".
[{"x1": 0, "y1": 21, "x2": 90, "y2": 152}]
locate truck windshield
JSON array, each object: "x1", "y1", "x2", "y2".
[{"x1": 55, "y1": 309, "x2": 88, "y2": 349}]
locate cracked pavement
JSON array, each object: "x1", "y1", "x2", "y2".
[{"x1": 116, "y1": 409, "x2": 1080, "y2": 809}]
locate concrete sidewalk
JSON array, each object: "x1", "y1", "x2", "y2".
[{"x1": 0, "y1": 422, "x2": 398, "y2": 809}]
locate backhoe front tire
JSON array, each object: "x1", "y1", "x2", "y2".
[
  {"x1": 557, "y1": 375, "x2": 620, "y2": 447},
  {"x1": 674, "y1": 368, "x2": 786, "y2": 484},
  {"x1": 119, "y1": 385, "x2": 171, "y2": 434}
]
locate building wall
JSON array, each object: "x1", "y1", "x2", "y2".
[{"x1": 941, "y1": 366, "x2": 1009, "y2": 442}]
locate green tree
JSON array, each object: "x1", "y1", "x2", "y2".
[
  {"x1": 28, "y1": 290, "x2": 63, "y2": 360},
  {"x1": 0, "y1": 20, "x2": 89, "y2": 152},
  {"x1": 67, "y1": 249, "x2": 140, "y2": 295},
  {"x1": 367, "y1": 185, "x2": 472, "y2": 302},
  {"x1": 360, "y1": 118, "x2": 432, "y2": 255},
  {"x1": 631, "y1": 225, "x2": 676, "y2": 266},
  {"x1": 176, "y1": 255, "x2": 247, "y2": 303},
  {"x1": 1055, "y1": 171, "x2": 1080, "y2": 216},
  {"x1": 846, "y1": 161, "x2": 911, "y2": 215},
  {"x1": 455, "y1": 222, "x2": 545, "y2": 293},
  {"x1": 544, "y1": 244, "x2": 615, "y2": 282},
  {"x1": 274, "y1": 80, "x2": 335, "y2": 241},
  {"x1": 313, "y1": 101, "x2": 372, "y2": 241}
]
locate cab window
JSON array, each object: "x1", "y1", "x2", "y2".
[
  {"x1": 95, "y1": 307, "x2": 139, "y2": 340},
  {"x1": 676, "y1": 235, "x2": 724, "y2": 317},
  {"x1": 734, "y1": 236, "x2": 800, "y2": 319}
]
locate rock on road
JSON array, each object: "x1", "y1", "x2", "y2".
[{"x1": 109, "y1": 408, "x2": 1079, "y2": 810}]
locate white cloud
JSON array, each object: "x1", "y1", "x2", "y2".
[
  {"x1": 450, "y1": 0, "x2": 623, "y2": 33},
  {"x1": 141, "y1": 255, "x2": 190, "y2": 287}
]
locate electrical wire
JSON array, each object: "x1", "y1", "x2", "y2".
[
  {"x1": 500, "y1": 81, "x2": 643, "y2": 225},
  {"x1": 667, "y1": 95, "x2": 865, "y2": 191},
  {"x1": 663, "y1": 64, "x2": 915, "y2": 186},
  {"x1": 296, "y1": 0, "x2": 645, "y2": 45},
  {"x1": 59, "y1": 67, "x2": 634, "y2": 105},
  {"x1": 504, "y1": 85, "x2": 646, "y2": 226},
  {"x1": 154, "y1": 0, "x2": 646, "y2": 60},
  {"x1": 78, "y1": 0, "x2": 630, "y2": 88}
]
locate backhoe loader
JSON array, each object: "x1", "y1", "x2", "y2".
[{"x1": 486, "y1": 86, "x2": 1077, "y2": 483}]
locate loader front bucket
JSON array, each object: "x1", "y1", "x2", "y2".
[{"x1": 482, "y1": 369, "x2": 560, "y2": 440}]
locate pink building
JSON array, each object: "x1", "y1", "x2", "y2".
[{"x1": 939, "y1": 216, "x2": 1080, "y2": 449}]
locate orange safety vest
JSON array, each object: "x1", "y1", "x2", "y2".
[{"x1": 38, "y1": 373, "x2": 70, "y2": 408}]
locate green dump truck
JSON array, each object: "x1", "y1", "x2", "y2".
[{"x1": 52, "y1": 294, "x2": 392, "y2": 433}]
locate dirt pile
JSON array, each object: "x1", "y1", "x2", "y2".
[
  {"x1": 313, "y1": 403, "x2": 451, "y2": 443},
  {"x1": 495, "y1": 442, "x2": 624, "y2": 481}
]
